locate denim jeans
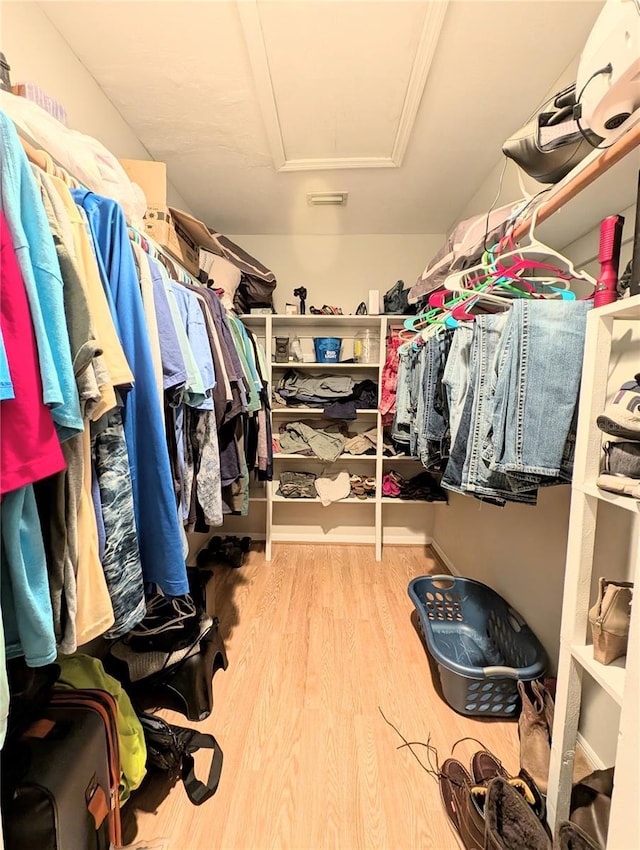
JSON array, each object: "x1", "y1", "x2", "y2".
[
  {"x1": 392, "y1": 349, "x2": 413, "y2": 445},
  {"x1": 442, "y1": 325, "x2": 473, "y2": 450},
  {"x1": 462, "y1": 314, "x2": 537, "y2": 505},
  {"x1": 486, "y1": 300, "x2": 590, "y2": 478},
  {"x1": 417, "y1": 329, "x2": 452, "y2": 469}
]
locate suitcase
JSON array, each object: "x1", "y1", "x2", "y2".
[{"x1": 3, "y1": 688, "x2": 122, "y2": 850}]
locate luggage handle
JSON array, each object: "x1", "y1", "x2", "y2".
[{"x1": 182, "y1": 732, "x2": 223, "y2": 806}]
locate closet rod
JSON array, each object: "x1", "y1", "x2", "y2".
[{"x1": 512, "y1": 119, "x2": 640, "y2": 241}]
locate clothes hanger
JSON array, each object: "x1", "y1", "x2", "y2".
[
  {"x1": 487, "y1": 206, "x2": 597, "y2": 288},
  {"x1": 444, "y1": 206, "x2": 596, "y2": 294}
]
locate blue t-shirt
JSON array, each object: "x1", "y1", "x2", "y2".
[
  {"x1": 72, "y1": 190, "x2": 188, "y2": 597},
  {"x1": 1, "y1": 485, "x2": 57, "y2": 667},
  {"x1": 146, "y1": 255, "x2": 188, "y2": 392},
  {"x1": 0, "y1": 112, "x2": 83, "y2": 440},
  {"x1": 170, "y1": 282, "x2": 216, "y2": 410}
]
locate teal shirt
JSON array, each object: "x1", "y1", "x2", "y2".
[{"x1": 0, "y1": 112, "x2": 83, "y2": 440}]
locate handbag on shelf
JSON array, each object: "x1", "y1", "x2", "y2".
[
  {"x1": 502, "y1": 83, "x2": 602, "y2": 184},
  {"x1": 383, "y1": 280, "x2": 415, "y2": 315}
]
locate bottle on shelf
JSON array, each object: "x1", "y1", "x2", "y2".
[{"x1": 354, "y1": 329, "x2": 379, "y2": 364}]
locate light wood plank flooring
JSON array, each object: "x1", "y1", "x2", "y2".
[{"x1": 127, "y1": 544, "x2": 519, "y2": 850}]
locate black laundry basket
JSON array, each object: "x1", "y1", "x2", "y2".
[{"x1": 408, "y1": 575, "x2": 547, "y2": 718}]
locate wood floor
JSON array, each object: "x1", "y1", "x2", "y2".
[{"x1": 127, "y1": 544, "x2": 520, "y2": 850}]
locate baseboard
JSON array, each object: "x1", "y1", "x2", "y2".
[
  {"x1": 271, "y1": 532, "x2": 376, "y2": 544},
  {"x1": 429, "y1": 539, "x2": 460, "y2": 575},
  {"x1": 382, "y1": 534, "x2": 433, "y2": 545},
  {"x1": 576, "y1": 733, "x2": 607, "y2": 771}
]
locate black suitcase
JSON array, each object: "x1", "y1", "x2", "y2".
[{"x1": 3, "y1": 690, "x2": 121, "y2": 850}]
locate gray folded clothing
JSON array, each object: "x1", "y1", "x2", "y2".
[
  {"x1": 279, "y1": 421, "x2": 346, "y2": 462},
  {"x1": 276, "y1": 369, "x2": 354, "y2": 404}
]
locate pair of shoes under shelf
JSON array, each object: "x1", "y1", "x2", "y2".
[{"x1": 196, "y1": 535, "x2": 252, "y2": 569}]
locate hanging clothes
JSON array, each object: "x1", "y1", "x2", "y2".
[
  {"x1": 72, "y1": 189, "x2": 189, "y2": 597},
  {"x1": 0, "y1": 113, "x2": 83, "y2": 441},
  {"x1": 0, "y1": 212, "x2": 66, "y2": 494}
]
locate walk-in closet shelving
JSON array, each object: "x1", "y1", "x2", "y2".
[
  {"x1": 230, "y1": 314, "x2": 446, "y2": 560},
  {"x1": 547, "y1": 293, "x2": 640, "y2": 850}
]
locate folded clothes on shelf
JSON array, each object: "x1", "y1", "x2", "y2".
[
  {"x1": 274, "y1": 370, "x2": 378, "y2": 420},
  {"x1": 315, "y1": 471, "x2": 351, "y2": 506},
  {"x1": 324, "y1": 379, "x2": 379, "y2": 420},
  {"x1": 276, "y1": 471, "x2": 318, "y2": 499},
  {"x1": 277, "y1": 421, "x2": 348, "y2": 461},
  {"x1": 343, "y1": 428, "x2": 377, "y2": 456},
  {"x1": 276, "y1": 370, "x2": 354, "y2": 404}
]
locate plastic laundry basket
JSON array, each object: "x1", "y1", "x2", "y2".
[
  {"x1": 408, "y1": 575, "x2": 547, "y2": 718},
  {"x1": 313, "y1": 337, "x2": 342, "y2": 363}
]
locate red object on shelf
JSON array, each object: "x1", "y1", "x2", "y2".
[{"x1": 594, "y1": 215, "x2": 625, "y2": 308}]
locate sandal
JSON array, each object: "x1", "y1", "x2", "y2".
[
  {"x1": 349, "y1": 474, "x2": 365, "y2": 498},
  {"x1": 382, "y1": 473, "x2": 401, "y2": 498}
]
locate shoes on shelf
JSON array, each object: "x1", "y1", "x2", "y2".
[
  {"x1": 596, "y1": 374, "x2": 640, "y2": 440},
  {"x1": 588, "y1": 577, "x2": 633, "y2": 665}
]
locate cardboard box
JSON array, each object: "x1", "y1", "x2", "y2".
[
  {"x1": 120, "y1": 158, "x2": 167, "y2": 210},
  {"x1": 143, "y1": 207, "x2": 200, "y2": 278},
  {"x1": 143, "y1": 207, "x2": 225, "y2": 279}
]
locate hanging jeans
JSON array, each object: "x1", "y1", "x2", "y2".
[
  {"x1": 461, "y1": 314, "x2": 537, "y2": 505},
  {"x1": 486, "y1": 300, "x2": 590, "y2": 479}
]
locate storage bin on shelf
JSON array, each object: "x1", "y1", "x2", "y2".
[
  {"x1": 408, "y1": 575, "x2": 547, "y2": 718},
  {"x1": 313, "y1": 337, "x2": 342, "y2": 363}
]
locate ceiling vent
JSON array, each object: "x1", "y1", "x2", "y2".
[{"x1": 307, "y1": 192, "x2": 348, "y2": 206}]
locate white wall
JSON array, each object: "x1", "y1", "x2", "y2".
[
  {"x1": 1, "y1": 1, "x2": 190, "y2": 210},
  {"x1": 226, "y1": 234, "x2": 445, "y2": 314}
]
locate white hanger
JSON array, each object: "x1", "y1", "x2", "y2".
[{"x1": 443, "y1": 205, "x2": 596, "y2": 293}]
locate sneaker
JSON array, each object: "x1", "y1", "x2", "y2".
[
  {"x1": 127, "y1": 592, "x2": 199, "y2": 652},
  {"x1": 597, "y1": 375, "x2": 640, "y2": 439},
  {"x1": 596, "y1": 473, "x2": 640, "y2": 499}
]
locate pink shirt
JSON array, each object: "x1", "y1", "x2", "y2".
[{"x1": 0, "y1": 211, "x2": 65, "y2": 494}]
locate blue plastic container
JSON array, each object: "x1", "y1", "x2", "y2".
[
  {"x1": 313, "y1": 337, "x2": 342, "y2": 363},
  {"x1": 408, "y1": 574, "x2": 547, "y2": 718}
]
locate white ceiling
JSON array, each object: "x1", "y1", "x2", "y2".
[{"x1": 40, "y1": 0, "x2": 603, "y2": 235}]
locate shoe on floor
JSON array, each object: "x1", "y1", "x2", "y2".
[{"x1": 484, "y1": 776, "x2": 551, "y2": 850}]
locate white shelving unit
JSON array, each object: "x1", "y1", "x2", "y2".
[
  {"x1": 234, "y1": 314, "x2": 445, "y2": 560},
  {"x1": 547, "y1": 294, "x2": 640, "y2": 849}
]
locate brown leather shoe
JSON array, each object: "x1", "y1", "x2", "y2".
[
  {"x1": 439, "y1": 758, "x2": 486, "y2": 850},
  {"x1": 485, "y1": 777, "x2": 552, "y2": 850},
  {"x1": 471, "y1": 750, "x2": 509, "y2": 784},
  {"x1": 471, "y1": 750, "x2": 547, "y2": 824}
]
